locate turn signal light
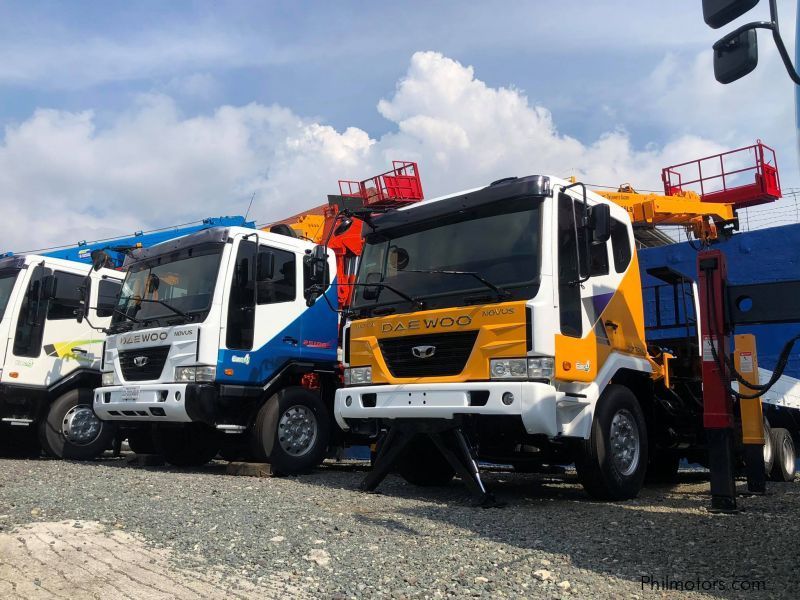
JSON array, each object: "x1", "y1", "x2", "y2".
[
  {"x1": 224, "y1": 368, "x2": 234, "y2": 376},
  {"x1": 9, "y1": 372, "x2": 18, "y2": 378},
  {"x1": 562, "y1": 361, "x2": 571, "y2": 371}
]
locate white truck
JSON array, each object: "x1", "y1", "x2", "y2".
[{"x1": 0, "y1": 254, "x2": 123, "y2": 458}]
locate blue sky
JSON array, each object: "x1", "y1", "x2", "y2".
[{"x1": 0, "y1": 1, "x2": 796, "y2": 250}]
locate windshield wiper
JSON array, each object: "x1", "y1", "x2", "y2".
[
  {"x1": 112, "y1": 307, "x2": 142, "y2": 324},
  {"x1": 403, "y1": 269, "x2": 511, "y2": 301},
  {"x1": 132, "y1": 298, "x2": 194, "y2": 320},
  {"x1": 341, "y1": 282, "x2": 425, "y2": 309}
]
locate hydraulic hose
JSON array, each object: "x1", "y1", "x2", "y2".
[{"x1": 704, "y1": 270, "x2": 800, "y2": 400}]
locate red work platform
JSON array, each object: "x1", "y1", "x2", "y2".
[
  {"x1": 339, "y1": 161, "x2": 423, "y2": 208},
  {"x1": 662, "y1": 141, "x2": 781, "y2": 209}
]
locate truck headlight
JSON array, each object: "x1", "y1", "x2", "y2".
[
  {"x1": 527, "y1": 357, "x2": 554, "y2": 379},
  {"x1": 175, "y1": 366, "x2": 196, "y2": 382},
  {"x1": 195, "y1": 366, "x2": 216, "y2": 382},
  {"x1": 101, "y1": 371, "x2": 115, "y2": 386},
  {"x1": 344, "y1": 366, "x2": 372, "y2": 386},
  {"x1": 490, "y1": 357, "x2": 554, "y2": 380},
  {"x1": 175, "y1": 366, "x2": 216, "y2": 382},
  {"x1": 490, "y1": 358, "x2": 528, "y2": 379}
]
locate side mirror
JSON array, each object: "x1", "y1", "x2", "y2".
[
  {"x1": 311, "y1": 245, "x2": 327, "y2": 279},
  {"x1": 589, "y1": 204, "x2": 611, "y2": 244},
  {"x1": 303, "y1": 245, "x2": 329, "y2": 307},
  {"x1": 713, "y1": 28, "x2": 758, "y2": 84},
  {"x1": 257, "y1": 252, "x2": 275, "y2": 280},
  {"x1": 362, "y1": 272, "x2": 382, "y2": 300},
  {"x1": 334, "y1": 217, "x2": 354, "y2": 236},
  {"x1": 90, "y1": 249, "x2": 111, "y2": 271},
  {"x1": 702, "y1": 0, "x2": 760, "y2": 29},
  {"x1": 76, "y1": 278, "x2": 91, "y2": 324}
]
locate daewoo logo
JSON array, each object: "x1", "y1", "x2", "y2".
[
  {"x1": 231, "y1": 354, "x2": 251, "y2": 365},
  {"x1": 381, "y1": 315, "x2": 472, "y2": 333},
  {"x1": 133, "y1": 356, "x2": 149, "y2": 367},
  {"x1": 121, "y1": 332, "x2": 169, "y2": 345},
  {"x1": 411, "y1": 345, "x2": 436, "y2": 359}
]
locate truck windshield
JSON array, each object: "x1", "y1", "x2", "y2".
[
  {"x1": 111, "y1": 242, "x2": 224, "y2": 330},
  {"x1": 352, "y1": 198, "x2": 542, "y2": 316},
  {"x1": 0, "y1": 270, "x2": 19, "y2": 321}
]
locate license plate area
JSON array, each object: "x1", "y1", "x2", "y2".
[
  {"x1": 389, "y1": 391, "x2": 469, "y2": 407},
  {"x1": 121, "y1": 386, "x2": 140, "y2": 402}
]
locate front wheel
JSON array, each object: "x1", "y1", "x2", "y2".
[
  {"x1": 153, "y1": 423, "x2": 220, "y2": 467},
  {"x1": 251, "y1": 386, "x2": 330, "y2": 475},
  {"x1": 40, "y1": 389, "x2": 114, "y2": 460},
  {"x1": 575, "y1": 385, "x2": 648, "y2": 500}
]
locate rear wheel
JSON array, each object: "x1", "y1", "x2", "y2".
[
  {"x1": 763, "y1": 419, "x2": 775, "y2": 475},
  {"x1": 251, "y1": 386, "x2": 330, "y2": 475},
  {"x1": 40, "y1": 389, "x2": 114, "y2": 460},
  {"x1": 769, "y1": 428, "x2": 796, "y2": 482},
  {"x1": 153, "y1": 423, "x2": 219, "y2": 467},
  {"x1": 397, "y1": 435, "x2": 455, "y2": 487},
  {"x1": 575, "y1": 385, "x2": 648, "y2": 500}
]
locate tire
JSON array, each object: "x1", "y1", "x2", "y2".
[
  {"x1": 39, "y1": 389, "x2": 114, "y2": 460},
  {"x1": 126, "y1": 428, "x2": 156, "y2": 455},
  {"x1": 769, "y1": 428, "x2": 796, "y2": 482},
  {"x1": 397, "y1": 435, "x2": 455, "y2": 487},
  {"x1": 646, "y1": 450, "x2": 680, "y2": 484},
  {"x1": 763, "y1": 419, "x2": 774, "y2": 475},
  {"x1": 153, "y1": 423, "x2": 220, "y2": 467},
  {"x1": 575, "y1": 384, "x2": 648, "y2": 500},
  {"x1": 251, "y1": 386, "x2": 330, "y2": 475}
]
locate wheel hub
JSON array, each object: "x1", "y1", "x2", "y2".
[
  {"x1": 62, "y1": 405, "x2": 102, "y2": 445},
  {"x1": 609, "y1": 409, "x2": 640, "y2": 477},
  {"x1": 277, "y1": 405, "x2": 318, "y2": 457}
]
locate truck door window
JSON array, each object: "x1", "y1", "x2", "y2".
[
  {"x1": 610, "y1": 218, "x2": 632, "y2": 273},
  {"x1": 558, "y1": 194, "x2": 582, "y2": 337},
  {"x1": 47, "y1": 271, "x2": 84, "y2": 320},
  {"x1": 589, "y1": 241, "x2": 610, "y2": 276},
  {"x1": 226, "y1": 239, "x2": 256, "y2": 350},
  {"x1": 13, "y1": 265, "x2": 48, "y2": 357},
  {"x1": 257, "y1": 247, "x2": 296, "y2": 304},
  {"x1": 96, "y1": 279, "x2": 122, "y2": 317}
]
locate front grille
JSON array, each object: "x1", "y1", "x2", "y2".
[
  {"x1": 378, "y1": 331, "x2": 479, "y2": 378},
  {"x1": 119, "y1": 346, "x2": 171, "y2": 382}
]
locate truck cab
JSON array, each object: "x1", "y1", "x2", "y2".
[
  {"x1": 0, "y1": 254, "x2": 122, "y2": 458},
  {"x1": 334, "y1": 174, "x2": 659, "y2": 499},
  {"x1": 93, "y1": 226, "x2": 340, "y2": 472}
]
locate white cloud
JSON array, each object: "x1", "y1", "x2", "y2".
[{"x1": 0, "y1": 50, "x2": 790, "y2": 253}]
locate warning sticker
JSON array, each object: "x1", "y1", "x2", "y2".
[
  {"x1": 702, "y1": 335, "x2": 715, "y2": 362},
  {"x1": 739, "y1": 351, "x2": 754, "y2": 374}
]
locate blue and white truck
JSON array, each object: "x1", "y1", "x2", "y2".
[{"x1": 90, "y1": 225, "x2": 341, "y2": 472}]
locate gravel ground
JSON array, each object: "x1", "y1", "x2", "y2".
[{"x1": 0, "y1": 455, "x2": 798, "y2": 599}]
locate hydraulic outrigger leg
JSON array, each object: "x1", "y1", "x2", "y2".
[{"x1": 360, "y1": 420, "x2": 504, "y2": 508}]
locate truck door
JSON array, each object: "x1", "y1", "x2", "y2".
[
  {"x1": 252, "y1": 243, "x2": 304, "y2": 373},
  {"x1": 8, "y1": 265, "x2": 99, "y2": 388},
  {"x1": 555, "y1": 193, "x2": 617, "y2": 382},
  {"x1": 39, "y1": 269, "x2": 105, "y2": 385},
  {"x1": 222, "y1": 239, "x2": 304, "y2": 384}
]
